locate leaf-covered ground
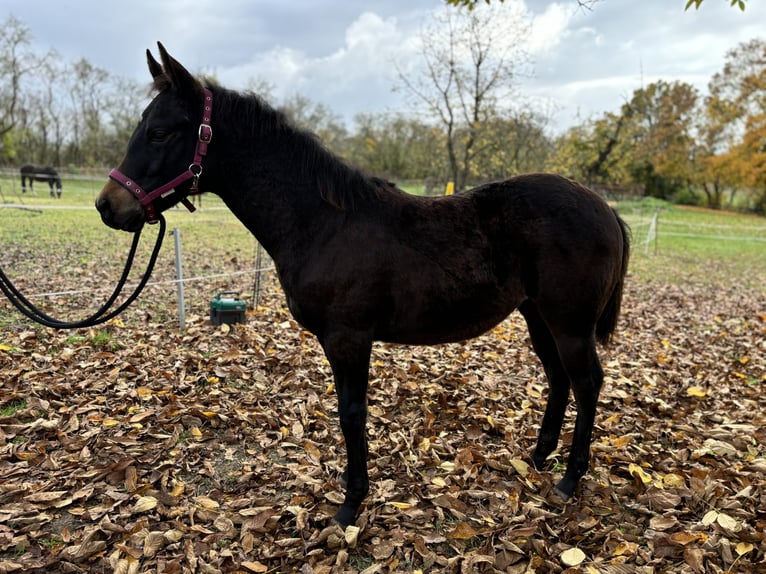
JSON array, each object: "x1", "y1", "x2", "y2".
[{"x1": 1, "y1": 270, "x2": 764, "y2": 573}]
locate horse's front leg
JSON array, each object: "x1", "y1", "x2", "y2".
[{"x1": 321, "y1": 329, "x2": 372, "y2": 528}]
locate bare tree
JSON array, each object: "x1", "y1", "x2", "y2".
[
  {"x1": 396, "y1": 6, "x2": 531, "y2": 190},
  {"x1": 0, "y1": 16, "x2": 53, "y2": 164}
]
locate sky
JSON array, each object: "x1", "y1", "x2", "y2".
[{"x1": 5, "y1": 0, "x2": 765, "y2": 134}]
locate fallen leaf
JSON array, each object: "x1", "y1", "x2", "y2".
[
  {"x1": 560, "y1": 547, "x2": 587, "y2": 567},
  {"x1": 133, "y1": 496, "x2": 158, "y2": 513}
]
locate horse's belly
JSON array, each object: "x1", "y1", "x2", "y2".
[{"x1": 377, "y1": 287, "x2": 522, "y2": 345}]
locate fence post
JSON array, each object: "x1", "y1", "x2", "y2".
[
  {"x1": 173, "y1": 228, "x2": 186, "y2": 329},
  {"x1": 645, "y1": 210, "x2": 660, "y2": 256}
]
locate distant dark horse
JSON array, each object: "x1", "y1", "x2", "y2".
[
  {"x1": 96, "y1": 45, "x2": 630, "y2": 528},
  {"x1": 20, "y1": 164, "x2": 62, "y2": 198}
]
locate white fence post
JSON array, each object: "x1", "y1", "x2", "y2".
[
  {"x1": 173, "y1": 228, "x2": 186, "y2": 329},
  {"x1": 645, "y1": 210, "x2": 659, "y2": 255}
]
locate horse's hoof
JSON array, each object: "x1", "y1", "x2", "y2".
[
  {"x1": 553, "y1": 477, "x2": 575, "y2": 502},
  {"x1": 552, "y1": 486, "x2": 571, "y2": 503},
  {"x1": 332, "y1": 505, "x2": 357, "y2": 529}
]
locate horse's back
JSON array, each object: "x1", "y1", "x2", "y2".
[{"x1": 468, "y1": 174, "x2": 627, "y2": 330}]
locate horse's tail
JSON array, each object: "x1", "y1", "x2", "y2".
[{"x1": 596, "y1": 211, "x2": 630, "y2": 346}]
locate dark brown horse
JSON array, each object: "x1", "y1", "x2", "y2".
[
  {"x1": 96, "y1": 44, "x2": 630, "y2": 528},
  {"x1": 20, "y1": 164, "x2": 62, "y2": 197}
]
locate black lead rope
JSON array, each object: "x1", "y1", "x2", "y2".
[{"x1": 0, "y1": 215, "x2": 166, "y2": 329}]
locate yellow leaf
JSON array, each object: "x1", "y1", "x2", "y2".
[
  {"x1": 431, "y1": 477, "x2": 447, "y2": 487},
  {"x1": 628, "y1": 463, "x2": 652, "y2": 484},
  {"x1": 14, "y1": 452, "x2": 38, "y2": 461},
  {"x1": 388, "y1": 502, "x2": 412, "y2": 510},
  {"x1": 0, "y1": 344, "x2": 13, "y2": 351},
  {"x1": 736, "y1": 542, "x2": 754, "y2": 556},
  {"x1": 102, "y1": 418, "x2": 120, "y2": 427},
  {"x1": 448, "y1": 522, "x2": 478, "y2": 540},
  {"x1": 136, "y1": 387, "x2": 153, "y2": 399},
  {"x1": 686, "y1": 386, "x2": 707, "y2": 398},
  {"x1": 662, "y1": 473, "x2": 685, "y2": 487},
  {"x1": 611, "y1": 435, "x2": 632, "y2": 447},
  {"x1": 611, "y1": 541, "x2": 638, "y2": 556},
  {"x1": 560, "y1": 547, "x2": 587, "y2": 567},
  {"x1": 510, "y1": 458, "x2": 530, "y2": 477},
  {"x1": 670, "y1": 531, "x2": 706, "y2": 545},
  {"x1": 189, "y1": 427, "x2": 203, "y2": 441}
]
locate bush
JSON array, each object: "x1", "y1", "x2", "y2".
[{"x1": 673, "y1": 187, "x2": 702, "y2": 206}]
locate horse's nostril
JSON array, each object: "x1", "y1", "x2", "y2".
[{"x1": 96, "y1": 197, "x2": 112, "y2": 221}]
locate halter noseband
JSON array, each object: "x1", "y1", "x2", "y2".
[{"x1": 108, "y1": 88, "x2": 213, "y2": 224}]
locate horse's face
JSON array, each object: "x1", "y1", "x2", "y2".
[{"x1": 96, "y1": 44, "x2": 204, "y2": 232}]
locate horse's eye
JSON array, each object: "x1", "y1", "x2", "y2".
[{"x1": 149, "y1": 129, "x2": 171, "y2": 143}]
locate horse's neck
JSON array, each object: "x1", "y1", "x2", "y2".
[{"x1": 210, "y1": 134, "x2": 338, "y2": 263}]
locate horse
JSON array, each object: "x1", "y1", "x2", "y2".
[
  {"x1": 96, "y1": 44, "x2": 630, "y2": 528},
  {"x1": 20, "y1": 164, "x2": 62, "y2": 198}
]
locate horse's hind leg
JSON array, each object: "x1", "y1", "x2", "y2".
[
  {"x1": 550, "y1": 331, "x2": 603, "y2": 499},
  {"x1": 519, "y1": 301, "x2": 571, "y2": 469},
  {"x1": 520, "y1": 300, "x2": 604, "y2": 500}
]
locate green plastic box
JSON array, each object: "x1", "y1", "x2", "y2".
[{"x1": 209, "y1": 291, "x2": 246, "y2": 326}]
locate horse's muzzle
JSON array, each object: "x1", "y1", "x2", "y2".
[{"x1": 95, "y1": 194, "x2": 145, "y2": 232}]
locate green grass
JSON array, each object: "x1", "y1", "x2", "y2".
[
  {"x1": 0, "y1": 174, "x2": 764, "y2": 331},
  {"x1": 0, "y1": 399, "x2": 27, "y2": 417},
  {"x1": 618, "y1": 201, "x2": 766, "y2": 288}
]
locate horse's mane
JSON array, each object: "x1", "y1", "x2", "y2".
[{"x1": 184, "y1": 79, "x2": 384, "y2": 211}]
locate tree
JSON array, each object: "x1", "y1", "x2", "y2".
[
  {"x1": 280, "y1": 94, "x2": 349, "y2": 154},
  {"x1": 548, "y1": 81, "x2": 699, "y2": 202},
  {"x1": 623, "y1": 81, "x2": 699, "y2": 200},
  {"x1": 685, "y1": 0, "x2": 746, "y2": 10},
  {"x1": 396, "y1": 5, "x2": 531, "y2": 190},
  {"x1": 346, "y1": 112, "x2": 448, "y2": 183},
  {"x1": 67, "y1": 58, "x2": 111, "y2": 165},
  {"x1": 701, "y1": 39, "x2": 766, "y2": 211},
  {"x1": 0, "y1": 16, "x2": 41, "y2": 161}
]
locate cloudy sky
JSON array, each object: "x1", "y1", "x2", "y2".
[{"x1": 5, "y1": 0, "x2": 764, "y2": 133}]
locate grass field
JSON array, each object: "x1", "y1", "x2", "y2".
[{"x1": 2, "y1": 172, "x2": 765, "y2": 288}]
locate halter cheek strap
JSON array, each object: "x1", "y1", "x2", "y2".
[{"x1": 109, "y1": 88, "x2": 213, "y2": 224}]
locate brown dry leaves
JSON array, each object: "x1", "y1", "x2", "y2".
[{"x1": 0, "y1": 277, "x2": 764, "y2": 573}]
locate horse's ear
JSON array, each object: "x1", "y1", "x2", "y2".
[
  {"x1": 156, "y1": 42, "x2": 203, "y2": 98},
  {"x1": 147, "y1": 49, "x2": 163, "y2": 79}
]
